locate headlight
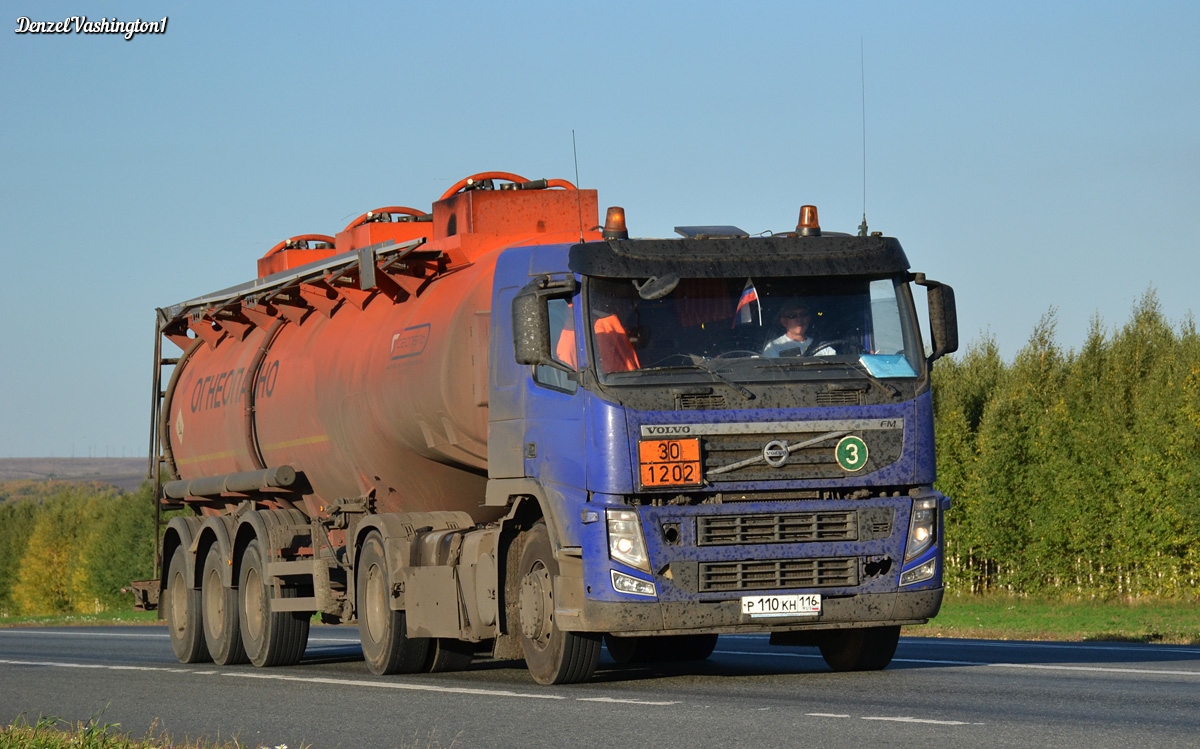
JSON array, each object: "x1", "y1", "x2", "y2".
[
  {"x1": 905, "y1": 497, "x2": 937, "y2": 561},
  {"x1": 607, "y1": 508, "x2": 650, "y2": 571}
]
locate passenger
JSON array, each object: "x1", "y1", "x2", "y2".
[
  {"x1": 594, "y1": 313, "x2": 640, "y2": 373},
  {"x1": 592, "y1": 296, "x2": 641, "y2": 373},
  {"x1": 762, "y1": 300, "x2": 816, "y2": 357}
]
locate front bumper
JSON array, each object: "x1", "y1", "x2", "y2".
[{"x1": 555, "y1": 586, "x2": 943, "y2": 635}]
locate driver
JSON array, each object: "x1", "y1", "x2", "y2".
[{"x1": 762, "y1": 299, "x2": 816, "y2": 357}]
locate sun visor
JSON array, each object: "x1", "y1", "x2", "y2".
[{"x1": 567, "y1": 235, "x2": 910, "y2": 279}]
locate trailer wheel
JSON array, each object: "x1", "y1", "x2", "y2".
[
  {"x1": 604, "y1": 633, "x2": 718, "y2": 664},
  {"x1": 238, "y1": 538, "x2": 309, "y2": 667},
  {"x1": 201, "y1": 545, "x2": 247, "y2": 665},
  {"x1": 818, "y1": 625, "x2": 900, "y2": 672},
  {"x1": 517, "y1": 522, "x2": 601, "y2": 685},
  {"x1": 357, "y1": 531, "x2": 429, "y2": 675},
  {"x1": 165, "y1": 546, "x2": 211, "y2": 664}
]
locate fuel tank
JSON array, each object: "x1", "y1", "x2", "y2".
[{"x1": 159, "y1": 173, "x2": 599, "y2": 522}]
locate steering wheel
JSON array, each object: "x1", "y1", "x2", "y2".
[
  {"x1": 808, "y1": 339, "x2": 864, "y2": 356},
  {"x1": 713, "y1": 350, "x2": 761, "y2": 359}
]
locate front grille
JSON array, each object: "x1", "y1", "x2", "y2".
[
  {"x1": 817, "y1": 390, "x2": 862, "y2": 405},
  {"x1": 703, "y1": 433, "x2": 846, "y2": 480},
  {"x1": 677, "y1": 393, "x2": 728, "y2": 410},
  {"x1": 699, "y1": 557, "x2": 859, "y2": 592},
  {"x1": 697, "y1": 512, "x2": 857, "y2": 545}
]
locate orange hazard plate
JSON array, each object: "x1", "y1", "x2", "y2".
[{"x1": 638, "y1": 438, "x2": 703, "y2": 488}]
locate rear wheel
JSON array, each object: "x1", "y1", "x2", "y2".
[
  {"x1": 238, "y1": 538, "x2": 309, "y2": 667},
  {"x1": 202, "y1": 545, "x2": 247, "y2": 665},
  {"x1": 425, "y1": 638, "x2": 475, "y2": 673},
  {"x1": 357, "y1": 531, "x2": 429, "y2": 675},
  {"x1": 819, "y1": 626, "x2": 900, "y2": 672},
  {"x1": 165, "y1": 546, "x2": 210, "y2": 664},
  {"x1": 517, "y1": 522, "x2": 601, "y2": 685}
]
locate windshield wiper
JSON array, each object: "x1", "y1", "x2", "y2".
[
  {"x1": 764, "y1": 357, "x2": 901, "y2": 399},
  {"x1": 687, "y1": 354, "x2": 756, "y2": 400}
]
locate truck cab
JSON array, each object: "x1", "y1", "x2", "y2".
[{"x1": 487, "y1": 208, "x2": 957, "y2": 680}]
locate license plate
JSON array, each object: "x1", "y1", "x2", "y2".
[{"x1": 740, "y1": 593, "x2": 821, "y2": 618}]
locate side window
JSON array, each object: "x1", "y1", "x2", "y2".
[
  {"x1": 868, "y1": 280, "x2": 905, "y2": 355},
  {"x1": 534, "y1": 298, "x2": 578, "y2": 393}
]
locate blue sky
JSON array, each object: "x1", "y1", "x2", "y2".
[{"x1": 1, "y1": 1, "x2": 1197, "y2": 458}]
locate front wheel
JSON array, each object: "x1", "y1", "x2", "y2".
[
  {"x1": 818, "y1": 625, "x2": 900, "y2": 672},
  {"x1": 517, "y1": 522, "x2": 601, "y2": 685},
  {"x1": 165, "y1": 546, "x2": 210, "y2": 664},
  {"x1": 238, "y1": 538, "x2": 309, "y2": 667}
]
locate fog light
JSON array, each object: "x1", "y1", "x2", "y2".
[
  {"x1": 611, "y1": 570, "x2": 657, "y2": 597},
  {"x1": 900, "y1": 559, "x2": 936, "y2": 586}
]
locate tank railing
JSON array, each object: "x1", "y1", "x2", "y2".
[{"x1": 159, "y1": 237, "x2": 429, "y2": 328}]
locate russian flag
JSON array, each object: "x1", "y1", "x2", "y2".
[{"x1": 733, "y1": 279, "x2": 760, "y2": 327}]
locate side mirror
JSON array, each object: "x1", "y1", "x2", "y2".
[
  {"x1": 915, "y1": 277, "x2": 958, "y2": 361},
  {"x1": 511, "y1": 275, "x2": 577, "y2": 366}
]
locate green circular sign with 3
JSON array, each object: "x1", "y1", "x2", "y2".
[{"x1": 835, "y1": 435, "x2": 868, "y2": 472}]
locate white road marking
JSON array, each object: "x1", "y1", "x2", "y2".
[
  {"x1": 0, "y1": 630, "x2": 358, "y2": 645},
  {"x1": 0, "y1": 658, "x2": 674, "y2": 706},
  {"x1": 723, "y1": 634, "x2": 1200, "y2": 656},
  {"x1": 0, "y1": 630, "x2": 167, "y2": 638},
  {"x1": 715, "y1": 649, "x2": 1200, "y2": 677},
  {"x1": 989, "y1": 662, "x2": 1200, "y2": 677},
  {"x1": 807, "y1": 713, "x2": 850, "y2": 718},
  {"x1": 226, "y1": 672, "x2": 565, "y2": 700},
  {"x1": 577, "y1": 697, "x2": 679, "y2": 705}
]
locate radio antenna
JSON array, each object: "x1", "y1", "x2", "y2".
[
  {"x1": 858, "y1": 38, "x2": 869, "y2": 237},
  {"x1": 572, "y1": 129, "x2": 584, "y2": 243}
]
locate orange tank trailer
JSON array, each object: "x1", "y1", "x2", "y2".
[{"x1": 159, "y1": 173, "x2": 600, "y2": 524}]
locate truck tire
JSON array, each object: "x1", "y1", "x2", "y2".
[
  {"x1": 425, "y1": 638, "x2": 475, "y2": 673},
  {"x1": 165, "y1": 545, "x2": 211, "y2": 664},
  {"x1": 238, "y1": 538, "x2": 309, "y2": 667},
  {"x1": 604, "y1": 633, "x2": 718, "y2": 664},
  {"x1": 517, "y1": 522, "x2": 601, "y2": 685},
  {"x1": 818, "y1": 625, "x2": 900, "y2": 672},
  {"x1": 357, "y1": 531, "x2": 429, "y2": 675},
  {"x1": 201, "y1": 545, "x2": 247, "y2": 665}
]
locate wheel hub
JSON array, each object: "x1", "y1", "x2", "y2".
[{"x1": 519, "y1": 564, "x2": 553, "y2": 645}]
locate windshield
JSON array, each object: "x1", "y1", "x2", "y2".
[{"x1": 585, "y1": 276, "x2": 923, "y2": 383}]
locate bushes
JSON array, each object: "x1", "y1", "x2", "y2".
[
  {"x1": 935, "y1": 291, "x2": 1200, "y2": 599},
  {"x1": 0, "y1": 483, "x2": 157, "y2": 617}
]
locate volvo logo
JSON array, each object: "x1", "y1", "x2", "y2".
[{"x1": 763, "y1": 439, "x2": 790, "y2": 468}]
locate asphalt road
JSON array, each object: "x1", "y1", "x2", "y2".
[{"x1": 2, "y1": 626, "x2": 1198, "y2": 748}]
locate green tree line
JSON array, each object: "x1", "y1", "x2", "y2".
[
  {"x1": 0, "y1": 483, "x2": 158, "y2": 617},
  {"x1": 934, "y1": 291, "x2": 1200, "y2": 598}
]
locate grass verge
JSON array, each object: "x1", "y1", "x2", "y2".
[
  {"x1": 0, "y1": 610, "x2": 159, "y2": 628},
  {"x1": 0, "y1": 714, "x2": 277, "y2": 749},
  {"x1": 905, "y1": 593, "x2": 1200, "y2": 644}
]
